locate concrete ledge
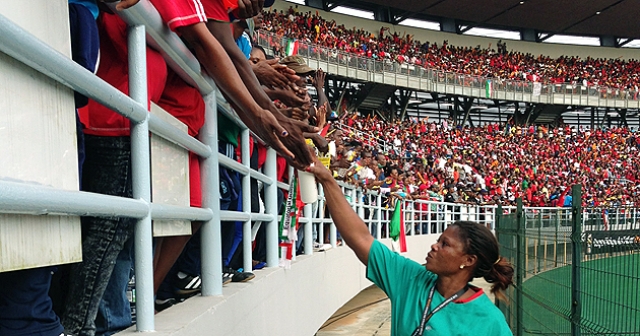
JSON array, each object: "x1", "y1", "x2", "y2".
[{"x1": 119, "y1": 235, "x2": 437, "y2": 336}]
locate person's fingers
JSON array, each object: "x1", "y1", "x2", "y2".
[
  {"x1": 288, "y1": 119, "x2": 319, "y2": 133},
  {"x1": 237, "y1": 0, "x2": 248, "y2": 18},
  {"x1": 269, "y1": 134, "x2": 296, "y2": 160},
  {"x1": 266, "y1": 58, "x2": 281, "y2": 66},
  {"x1": 304, "y1": 132, "x2": 329, "y2": 153},
  {"x1": 287, "y1": 158, "x2": 307, "y2": 171},
  {"x1": 272, "y1": 64, "x2": 289, "y2": 71},
  {"x1": 251, "y1": 0, "x2": 260, "y2": 17},
  {"x1": 269, "y1": 117, "x2": 289, "y2": 138},
  {"x1": 274, "y1": 73, "x2": 290, "y2": 88}
]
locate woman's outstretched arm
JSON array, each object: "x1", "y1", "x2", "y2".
[{"x1": 308, "y1": 159, "x2": 374, "y2": 265}]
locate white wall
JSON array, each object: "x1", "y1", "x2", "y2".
[
  {"x1": 269, "y1": 2, "x2": 640, "y2": 60},
  {"x1": 0, "y1": 0, "x2": 81, "y2": 271},
  {"x1": 118, "y1": 235, "x2": 436, "y2": 336}
]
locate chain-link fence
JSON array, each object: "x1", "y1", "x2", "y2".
[{"x1": 496, "y1": 185, "x2": 640, "y2": 336}]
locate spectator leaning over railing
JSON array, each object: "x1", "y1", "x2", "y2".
[{"x1": 58, "y1": 0, "x2": 323, "y2": 334}]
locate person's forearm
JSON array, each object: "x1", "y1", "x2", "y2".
[
  {"x1": 208, "y1": 22, "x2": 276, "y2": 112},
  {"x1": 319, "y1": 177, "x2": 374, "y2": 265},
  {"x1": 316, "y1": 85, "x2": 329, "y2": 111},
  {"x1": 229, "y1": 47, "x2": 275, "y2": 110},
  {"x1": 180, "y1": 24, "x2": 262, "y2": 120}
]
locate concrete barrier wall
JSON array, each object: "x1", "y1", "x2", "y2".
[
  {"x1": 119, "y1": 235, "x2": 437, "y2": 336},
  {"x1": 0, "y1": 0, "x2": 81, "y2": 271}
]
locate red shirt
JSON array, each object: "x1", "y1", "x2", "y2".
[
  {"x1": 86, "y1": 0, "x2": 211, "y2": 205},
  {"x1": 81, "y1": 13, "x2": 168, "y2": 137}
]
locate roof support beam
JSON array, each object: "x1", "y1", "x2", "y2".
[
  {"x1": 538, "y1": 33, "x2": 554, "y2": 42},
  {"x1": 617, "y1": 38, "x2": 633, "y2": 47}
]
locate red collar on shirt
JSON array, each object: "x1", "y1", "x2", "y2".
[{"x1": 453, "y1": 286, "x2": 484, "y2": 303}]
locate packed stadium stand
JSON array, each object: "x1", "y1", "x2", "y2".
[{"x1": 0, "y1": 1, "x2": 638, "y2": 336}]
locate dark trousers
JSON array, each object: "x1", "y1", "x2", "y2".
[{"x1": 62, "y1": 136, "x2": 135, "y2": 336}]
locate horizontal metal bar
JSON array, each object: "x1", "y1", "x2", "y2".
[
  {"x1": 0, "y1": 13, "x2": 147, "y2": 123},
  {"x1": 217, "y1": 155, "x2": 272, "y2": 185},
  {"x1": 109, "y1": 0, "x2": 213, "y2": 95},
  {"x1": 0, "y1": 180, "x2": 148, "y2": 218},
  {"x1": 111, "y1": 2, "x2": 250, "y2": 132},
  {"x1": 216, "y1": 92, "x2": 249, "y2": 130},
  {"x1": 150, "y1": 204, "x2": 213, "y2": 221},
  {"x1": 252, "y1": 213, "x2": 275, "y2": 222},
  {"x1": 218, "y1": 154, "x2": 250, "y2": 176},
  {"x1": 278, "y1": 182, "x2": 290, "y2": 190},
  {"x1": 0, "y1": 13, "x2": 211, "y2": 158},
  {"x1": 219, "y1": 211, "x2": 274, "y2": 222},
  {"x1": 148, "y1": 114, "x2": 211, "y2": 158},
  {"x1": 251, "y1": 171, "x2": 273, "y2": 186}
]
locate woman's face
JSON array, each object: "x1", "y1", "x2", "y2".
[{"x1": 425, "y1": 226, "x2": 473, "y2": 276}]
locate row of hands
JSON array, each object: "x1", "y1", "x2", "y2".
[
  {"x1": 250, "y1": 59, "x2": 330, "y2": 170},
  {"x1": 106, "y1": 0, "x2": 325, "y2": 172}
]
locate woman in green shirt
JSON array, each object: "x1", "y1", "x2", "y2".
[{"x1": 307, "y1": 157, "x2": 514, "y2": 335}]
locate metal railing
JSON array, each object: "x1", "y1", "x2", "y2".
[
  {"x1": 256, "y1": 31, "x2": 640, "y2": 109},
  {"x1": 2, "y1": 3, "x2": 640, "y2": 333}
]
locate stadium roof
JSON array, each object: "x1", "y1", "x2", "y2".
[{"x1": 333, "y1": 0, "x2": 640, "y2": 40}]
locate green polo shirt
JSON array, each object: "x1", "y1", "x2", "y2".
[{"x1": 366, "y1": 240, "x2": 513, "y2": 336}]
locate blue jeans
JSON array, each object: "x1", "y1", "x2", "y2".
[
  {"x1": 0, "y1": 267, "x2": 63, "y2": 336},
  {"x1": 94, "y1": 236, "x2": 134, "y2": 336},
  {"x1": 62, "y1": 136, "x2": 135, "y2": 336}
]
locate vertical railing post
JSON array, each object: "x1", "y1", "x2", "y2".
[
  {"x1": 304, "y1": 202, "x2": 313, "y2": 255},
  {"x1": 200, "y1": 92, "x2": 222, "y2": 296},
  {"x1": 494, "y1": 204, "x2": 502, "y2": 309},
  {"x1": 318, "y1": 184, "x2": 325, "y2": 246},
  {"x1": 427, "y1": 203, "x2": 431, "y2": 234},
  {"x1": 128, "y1": 24, "x2": 154, "y2": 331},
  {"x1": 376, "y1": 193, "x2": 382, "y2": 239},
  {"x1": 515, "y1": 198, "x2": 524, "y2": 336},
  {"x1": 264, "y1": 148, "x2": 278, "y2": 267},
  {"x1": 537, "y1": 211, "x2": 542, "y2": 273},
  {"x1": 555, "y1": 209, "x2": 560, "y2": 267},
  {"x1": 241, "y1": 130, "x2": 252, "y2": 273},
  {"x1": 571, "y1": 185, "x2": 583, "y2": 336}
]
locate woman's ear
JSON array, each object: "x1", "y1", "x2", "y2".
[{"x1": 464, "y1": 254, "x2": 478, "y2": 269}]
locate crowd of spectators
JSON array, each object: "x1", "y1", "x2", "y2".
[
  {"x1": 327, "y1": 113, "x2": 640, "y2": 208},
  {"x1": 3, "y1": 2, "x2": 640, "y2": 336},
  {"x1": 1, "y1": 1, "x2": 330, "y2": 336},
  {"x1": 261, "y1": 6, "x2": 640, "y2": 92}
]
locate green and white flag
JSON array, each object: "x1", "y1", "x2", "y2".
[{"x1": 285, "y1": 39, "x2": 299, "y2": 56}]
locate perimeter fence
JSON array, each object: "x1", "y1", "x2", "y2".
[{"x1": 496, "y1": 185, "x2": 640, "y2": 336}]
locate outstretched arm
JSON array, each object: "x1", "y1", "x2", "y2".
[
  {"x1": 309, "y1": 158, "x2": 374, "y2": 265},
  {"x1": 206, "y1": 21, "x2": 316, "y2": 167},
  {"x1": 177, "y1": 23, "x2": 300, "y2": 159}
]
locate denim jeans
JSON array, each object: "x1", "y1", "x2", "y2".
[
  {"x1": 94, "y1": 236, "x2": 134, "y2": 336},
  {"x1": 0, "y1": 267, "x2": 63, "y2": 336},
  {"x1": 62, "y1": 136, "x2": 135, "y2": 336}
]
